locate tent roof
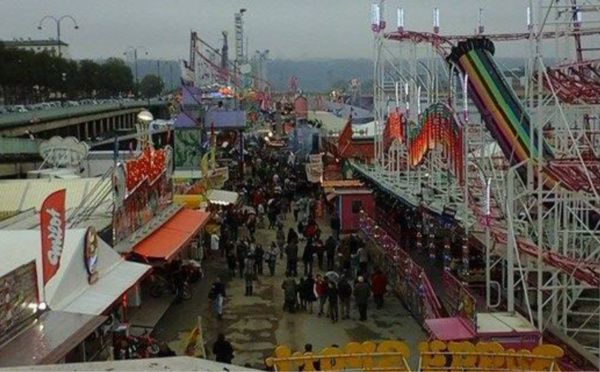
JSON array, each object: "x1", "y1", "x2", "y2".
[
  {"x1": 207, "y1": 189, "x2": 239, "y2": 205},
  {"x1": 0, "y1": 178, "x2": 108, "y2": 214},
  {"x1": 0, "y1": 229, "x2": 151, "y2": 315},
  {"x1": 0, "y1": 356, "x2": 259, "y2": 371}
]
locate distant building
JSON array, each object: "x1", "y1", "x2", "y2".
[{"x1": 1, "y1": 38, "x2": 70, "y2": 59}]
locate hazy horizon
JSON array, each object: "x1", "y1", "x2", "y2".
[{"x1": 1, "y1": 0, "x2": 537, "y2": 61}]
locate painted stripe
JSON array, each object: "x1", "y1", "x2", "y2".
[
  {"x1": 467, "y1": 52, "x2": 535, "y2": 158},
  {"x1": 460, "y1": 56, "x2": 529, "y2": 164}
]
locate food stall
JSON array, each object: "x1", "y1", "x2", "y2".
[{"x1": 323, "y1": 180, "x2": 374, "y2": 232}]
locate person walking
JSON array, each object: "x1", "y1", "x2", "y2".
[
  {"x1": 371, "y1": 269, "x2": 388, "y2": 309},
  {"x1": 282, "y1": 277, "x2": 298, "y2": 313},
  {"x1": 276, "y1": 225, "x2": 286, "y2": 259},
  {"x1": 266, "y1": 243, "x2": 278, "y2": 276},
  {"x1": 330, "y1": 212, "x2": 341, "y2": 241},
  {"x1": 247, "y1": 213, "x2": 257, "y2": 239},
  {"x1": 255, "y1": 244, "x2": 264, "y2": 276},
  {"x1": 314, "y1": 275, "x2": 328, "y2": 317},
  {"x1": 171, "y1": 261, "x2": 185, "y2": 304},
  {"x1": 353, "y1": 276, "x2": 371, "y2": 321},
  {"x1": 302, "y1": 239, "x2": 314, "y2": 276},
  {"x1": 226, "y1": 249, "x2": 236, "y2": 277},
  {"x1": 338, "y1": 275, "x2": 353, "y2": 320},
  {"x1": 285, "y1": 241, "x2": 298, "y2": 277},
  {"x1": 287, "y1": 227, "x2": 299, "y2": 245},
  {"x1": 257, "y1": 203, "x2": 265, "y2": 228},
  {"x1": 210, "y1": 232, "x2": 220, "y2": 258},
  {"x1": 325, "y1": 235, "x2": 337, "y2": 271},
  {"x1": 236, "y1": 243, "x2": 247, "y2": 279},
  {"x1": 313, "y1": 235, "x2": 324, "y2": 270},
  {"x1": 298, "y1": 277, "x2": 307, "y2": 311},
  {"x1": 244, "y1": 261, "x2": 254, "y2": 296},
  {"x1": 212, "y1": 334, "x2": 234, "y2": 364},
  {"x1": 327, "y1": 281, "x2": 339, "y2": 323},
  {"x1": 304, "y1": 274, "x2": 317, "y2": 314},
  {"x1": 209, "y1": 277, "x2": 226, "y2": 320},
  {"x1": 357, "y1": 245, "x2": 368, "y2": 276}
]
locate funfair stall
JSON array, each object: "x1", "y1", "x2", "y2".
[{"x1": 0, "y1": 227, "x2": 151, "y2": 367}]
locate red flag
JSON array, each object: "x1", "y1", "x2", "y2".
[
  {"x1": 40, "y1": 189, "x2": 66, "y2": 286},
  {"x1": 337, "y1": 119, "x2": 354, "y2": 156}
]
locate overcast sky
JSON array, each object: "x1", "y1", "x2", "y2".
[{"x1": 0, "y1": 0, "x2": 531, "y2": 61}]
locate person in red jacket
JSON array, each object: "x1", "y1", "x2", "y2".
[
  {"x1": 371, "y1": 269, "x2": 387, "y2": 309},
  {"x1": 314, "y1": 274, "x2": 328, "y2": 316}
]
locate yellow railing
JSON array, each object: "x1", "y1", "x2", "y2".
[
  {"x1": 266, "y1": 340, "x2": 564, "y2": 372},
  {"x1": 417, "y1": 340, "x2": 563, "y2": 372}
]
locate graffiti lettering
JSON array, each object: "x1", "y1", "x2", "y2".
[
  {"x1": 267, "y1": 340, "x2": 563, "y2": 372},
  {"x1": 46, "y1": 208, "x2": 64, "y2": 266}
]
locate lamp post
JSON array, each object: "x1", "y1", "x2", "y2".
[
  {"x1": 37, "y1": 15, "x2": 79, "y2": 58},
  {"x1": 124, "y1": 46, "x2": 148, "y2": 97}
]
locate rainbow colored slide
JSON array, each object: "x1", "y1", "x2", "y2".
[{"x1": 447, "y1": 38, "x2": 554, "y2": 171}]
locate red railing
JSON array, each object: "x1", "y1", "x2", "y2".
[
  {"x1": 359, "y1": 213, "x2": 442, "y2": 323},
  {"x1": 441, "y1": 270, "x2": 477, "y2": 331}
]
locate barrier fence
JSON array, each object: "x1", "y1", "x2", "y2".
[
  {"x1": 359, "y1": 212, "x2": 442, "y2": 323},
  {"x1": 266, "y1": 340, "x2": 564, "y2": 372}
]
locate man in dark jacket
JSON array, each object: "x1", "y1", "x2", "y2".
[
  {"x1": 337, "y1": 276, "x2": 353, "y2": 320},
  {"x1": 327, "y1": 281, "x2": 339, "y2": 323},
  {"x1": 282, "y1": 278, "x2": 298, "y2": 313},
  {"x1": 353, "y1": 276, "x2": 371, "y2": 321},
  {"x1": 212, "y1": 333, "x2": 234, "y2": 364},
  {"x1": 302, "y1": 240, "x2": 314, "y2": 276},
  {"x1": 330, "y1": 212, "x2": 341, "y2": 241},
  {"x1": 285, "y1": 241, "x2": 298, "y2": 277},
  {"x1": 324, "y1": 236, "x2": 337, "y2": 271}
]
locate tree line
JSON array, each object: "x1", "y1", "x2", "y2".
[{"x1": 0, "y1": 41, "x2": 135, "y2": 104}]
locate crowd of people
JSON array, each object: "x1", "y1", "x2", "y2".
[{"x1": 205, "y1": 138, "x2": 390, "y2": 368}]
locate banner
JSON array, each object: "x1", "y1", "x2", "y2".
[
  {"x1": 40, "y1": 189, "x2": 66, "y2": 286},
  {"x1": 305, "y1": 162, "x2": 323, "y2": 183},
  {"x1": 308, "y1": 154, "x2": 323, "y2": 164}
]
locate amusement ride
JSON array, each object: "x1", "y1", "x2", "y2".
[{"x1": 352, "y1": 0, "x2": 600, "y2": 368}]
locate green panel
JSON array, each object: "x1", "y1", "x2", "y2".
[{"x1": 174, "y1": 128, "x2": 203, "y2": 169}]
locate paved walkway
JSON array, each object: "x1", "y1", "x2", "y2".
[{"x1": 152, "y1": 214, "x2": 426, "y2": 369}]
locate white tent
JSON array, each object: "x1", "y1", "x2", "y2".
[
  {"x1": 0, "y1": 229, "x2": 150, "y2": 315},
  {"x1": 207, "y1": 189, "x2": 239, "y2": 205},
  {"x1": 1, "y1": 356, "x2": 259, "y2": 371}
]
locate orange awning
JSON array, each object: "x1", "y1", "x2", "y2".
[{"x1": 133, "y1": 209, "x2": 211, "y2": 261}]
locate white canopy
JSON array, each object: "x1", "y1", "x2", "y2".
[
  {"x1": 207, "y1": 189, "x2": 239, "y2": 205},
  {"x1": 2, "y1": 356, "x2": 259, "y2": 371},
  {"x1": 0, "y1": 229, "x2": 151, "y2": 315}
]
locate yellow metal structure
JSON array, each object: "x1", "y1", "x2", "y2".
[{"x1": 266, "y1": 340, "x2": 564, "y2": 372}]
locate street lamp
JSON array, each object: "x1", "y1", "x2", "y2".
[
  {"x1": 124, "y1": 46, "x2": 149, "y2": 97},
  {"x1": 37, "y1": 15, "x2": 79, "y2": 58}
]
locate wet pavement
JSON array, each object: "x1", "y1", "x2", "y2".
[{"x1": 152, "y1": 214, "x2": 427, "y2": 370}]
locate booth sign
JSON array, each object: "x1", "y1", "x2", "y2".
[{"x1": 84, "y1": 227, "x2": 99, "y2": 284}]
